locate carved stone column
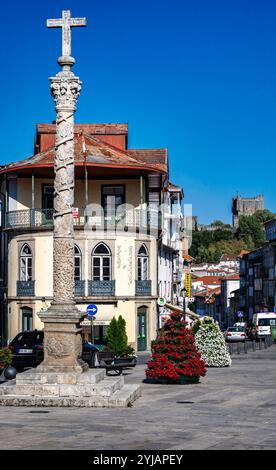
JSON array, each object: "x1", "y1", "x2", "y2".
[{"x1": 38, "y1": 69, "x2": 88, "y2": 373}]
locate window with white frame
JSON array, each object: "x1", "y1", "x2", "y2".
[
  {"x1": 92, "y1": 243, "x2": 111, "y2": 281},
  {"x1": 20, "y1": 244, "x2": 33, "y2": 281},
  {"x1": 138, "y1": 244, "x2": 149, "y2": 281},
  {"x1": 74, "y1": 245, "x2": 82, "y2": 281}
]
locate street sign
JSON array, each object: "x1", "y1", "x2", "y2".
[
  {"x1": 185, "y1": 273, "x2": 191, "y2": 298},
  {"x1": 87, "y1": 304, "x2": 98, "y2": 317},
  {"x1": 157, "y1": 297, "x2": 167, "y2": 307},
  {"x1": 237, "y1": 311, "x2": 243, "y2": 318}
]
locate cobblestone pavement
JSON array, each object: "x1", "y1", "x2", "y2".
[{"x1": 0, "y1": 346, "x2": 276, "y2": 450}]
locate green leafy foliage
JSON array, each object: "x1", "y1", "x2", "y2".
[
  {"x1": 188, "y1": 302, "x2": 196, "y2": 312},
  {"x1": 191, "y1": 319, "x2": 201, "y2": 335},
  {"x1": 237, "y1": 214, "x2": 266, "y2": 248},
  {"x1": 190, "y1": 210, "x2": 276, "y2": 262},
  {"x1": 0, "y1": 347, "x2": 13, "y2": 369},
  {"x1": 105, "y1": 316, "x2": 135, "y2": 357}
]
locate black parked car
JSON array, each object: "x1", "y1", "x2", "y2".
[{"x1": 8, "y1": 330, "x2": 99, "y2": 371}]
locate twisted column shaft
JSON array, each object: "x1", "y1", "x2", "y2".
[{"x1": 50, "y1": 74, "x2": 82, "y2": 304}]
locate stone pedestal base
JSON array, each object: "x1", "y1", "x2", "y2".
[
  {"x1": 0, "y1": 368, "x2": 141, "y2": 408},
  {"x1": 38, "y1": 304, "x2": 88, "y2": 374}
]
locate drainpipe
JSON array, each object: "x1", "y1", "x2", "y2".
[
  {"x1": 140, "y1": 174, "x2": 143, "y2": 207},
  {"x1": 31, "y1": 171, "x2": 35, "y2": 225},
  {"x1": 83, "y1": 132, "x2": 88, "y2": 223}
]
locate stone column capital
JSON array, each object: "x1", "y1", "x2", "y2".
[{"x1": 50, "y1": 72, "x2": 82, "y2": 112}]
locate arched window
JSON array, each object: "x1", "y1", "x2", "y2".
[
  {"x1": 138, "y1": 244, "x2": 149, "y2": 281},
  {"x1": 20, "y1": 244, "x2": 32, "y2": 281},
  {"x1": 92, "y1": 243, "x2": 111, "y2": 281},
  {"x1": 74, "y1": 245, "x2": 82, "y2": 281}
]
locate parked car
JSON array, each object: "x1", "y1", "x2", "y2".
[
  {"x1": 224, "y1": 326, "x2": 247, "y2": 342},
  {"x1": 8, "y1": 330, "x2": 99, "y2": 371}
]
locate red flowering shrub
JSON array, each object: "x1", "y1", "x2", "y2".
[{"x1": 146, "y1": 312, "x2": 206, "y2": 383}]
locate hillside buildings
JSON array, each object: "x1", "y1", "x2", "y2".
[
  {"x1": 239, "y1": 217, "x2": 276, "y2": 319},
  {"x1": 191, "y1": 253, "x2": 241, "y2": 326}
]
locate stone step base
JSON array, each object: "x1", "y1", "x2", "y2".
[
  {"x1": 16, "y1": 368, "x2": 106, "y2": 385},
  {"x1": 0, "y1": 367, "x2": 141, "y2": 407},
  {"x1": 0, "y1": 384, "x2": 141, "y2": 408},
  {"x1": 0, "y1": 376, "x2": 124, "y2": 398}
]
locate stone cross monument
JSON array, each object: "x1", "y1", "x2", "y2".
[
  {"x1": 0, "y1": 10, "x2": 141, "y2": 407},
  {"x1": 38, "y1": 10, "x2": 87, "y2": 373}
]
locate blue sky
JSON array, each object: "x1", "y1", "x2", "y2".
[{"x1": 1, "y1": 0, "x2": 276, "y2": 223}]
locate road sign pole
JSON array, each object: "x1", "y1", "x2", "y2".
[
  {"x1": 91, "y1": 317, "x2": 94, "y2": 344},
  {"x1": 86, "y1": 304, "x2": 98, "y2": 343}
]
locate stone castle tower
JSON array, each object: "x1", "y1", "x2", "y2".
[{"x1": 232, "y1": 195, "x2": 264, "y2": 228}]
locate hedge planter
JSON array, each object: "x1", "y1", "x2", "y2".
[
  {"x1": 154, "y1": 375, "x2": 200, "y2": 385},
  {"x1": 178, "y1": 375, "x2": 200, "y2": 385}
]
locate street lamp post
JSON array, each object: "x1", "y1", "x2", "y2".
[{"x1": 181, "y1": 287, "x2": 187, "y2": 322}]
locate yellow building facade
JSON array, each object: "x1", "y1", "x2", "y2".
[{"x1": 1, "y1": 123, "x2": 168, "y2": 351}]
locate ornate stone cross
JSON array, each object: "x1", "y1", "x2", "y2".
[
  {"x1": 47, "y1": 10, "x2": 86, "y2": 59},
  {"x1": 38, "y1": 11, "x2": 88, "y2": 373}
]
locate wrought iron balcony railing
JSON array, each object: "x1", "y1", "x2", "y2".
[
  {"x1": 88, "y1": 280, "x2": 115, "y2": 296},
  {"x1": 6, "y1": 209, "x2": 54, "y2": 228},
  {"x1": 17, "y1": 280, "x2": 35, "y2": 297},
  {"x1": 135, "y1": 280, "x2": 152, "y2": 296},
  {"x1": 5, "y1": 207, "x2": 162, "y2": 231},
  {"x1": 74, "y1": 280, "x2": 86, "y2": 297}
]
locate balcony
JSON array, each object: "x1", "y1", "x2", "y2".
[
  {"x1": 17, "y1": 281, "x2": 35, "y2": 297},
  {"x1": 75, "y1": 280, "x2": 85, "y2": 297},
  {"x1": 6, "y1": 209, "x2": 54, "y2": 229},
  {"x1": 5, "y1": 207, "x2": 161, "y2": 232},
  {"x1": 136, "y1": 280, "x2": 152, "y2": 296},
  {"x1": 88, "y1": 280, "x2": 115, "y2": 296}
]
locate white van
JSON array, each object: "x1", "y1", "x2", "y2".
[{"x1": 252, "y1": 312, "x2": 276, "y2": 338}]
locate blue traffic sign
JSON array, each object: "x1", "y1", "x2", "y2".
[
  {"x1": 87, "y1": 304, "x2": 98, "y2": 317},
  {"x1": 237, "y1": 311, "x2": 244, "y2": 318}
]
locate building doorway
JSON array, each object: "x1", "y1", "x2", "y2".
[
  {"x1": 22, "y1": 307, "x2": 33, "y2": 331},
  {"x1": 137, "y1": 307, "x2": 147, "y2": 351}
]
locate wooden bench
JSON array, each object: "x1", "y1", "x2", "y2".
[{"x1": 95, "y1": 352, "x2": 137, "y2": 376}]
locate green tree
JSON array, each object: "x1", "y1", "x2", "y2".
[
  {"x1": 237, "y1": 215, "x2": 265, "y2": 248},
  {"x1": 254, "y1": 209, "x2": 275, "y2": 224},
  {"x1": 106, "y1": 317, "x2": 120, "y2": 354},
  {"x1": 211, "y1": 220, "x2": 225, "y2": 227},
  {"x1": 106, "y1": 316, "x2": 134, "y2": 357},
  {"x1": 117, "y1": 315, "x2": 128, "y2": 353}
]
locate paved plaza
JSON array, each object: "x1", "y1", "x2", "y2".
[{"x1": 1, "y1": 346, "x2": 276, "y2": 450}]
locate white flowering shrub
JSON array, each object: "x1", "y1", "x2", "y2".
[{"x1": 195, "y1": 317, "x2": 231, "y2": 367}]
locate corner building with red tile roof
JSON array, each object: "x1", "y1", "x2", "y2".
[{"x1": 0, "y1": 122, "x2": 183, "y2": 350}]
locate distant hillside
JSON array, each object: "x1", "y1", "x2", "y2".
[{"x1": 190, "y1": 210, "x2": 275, "y2": 263}]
